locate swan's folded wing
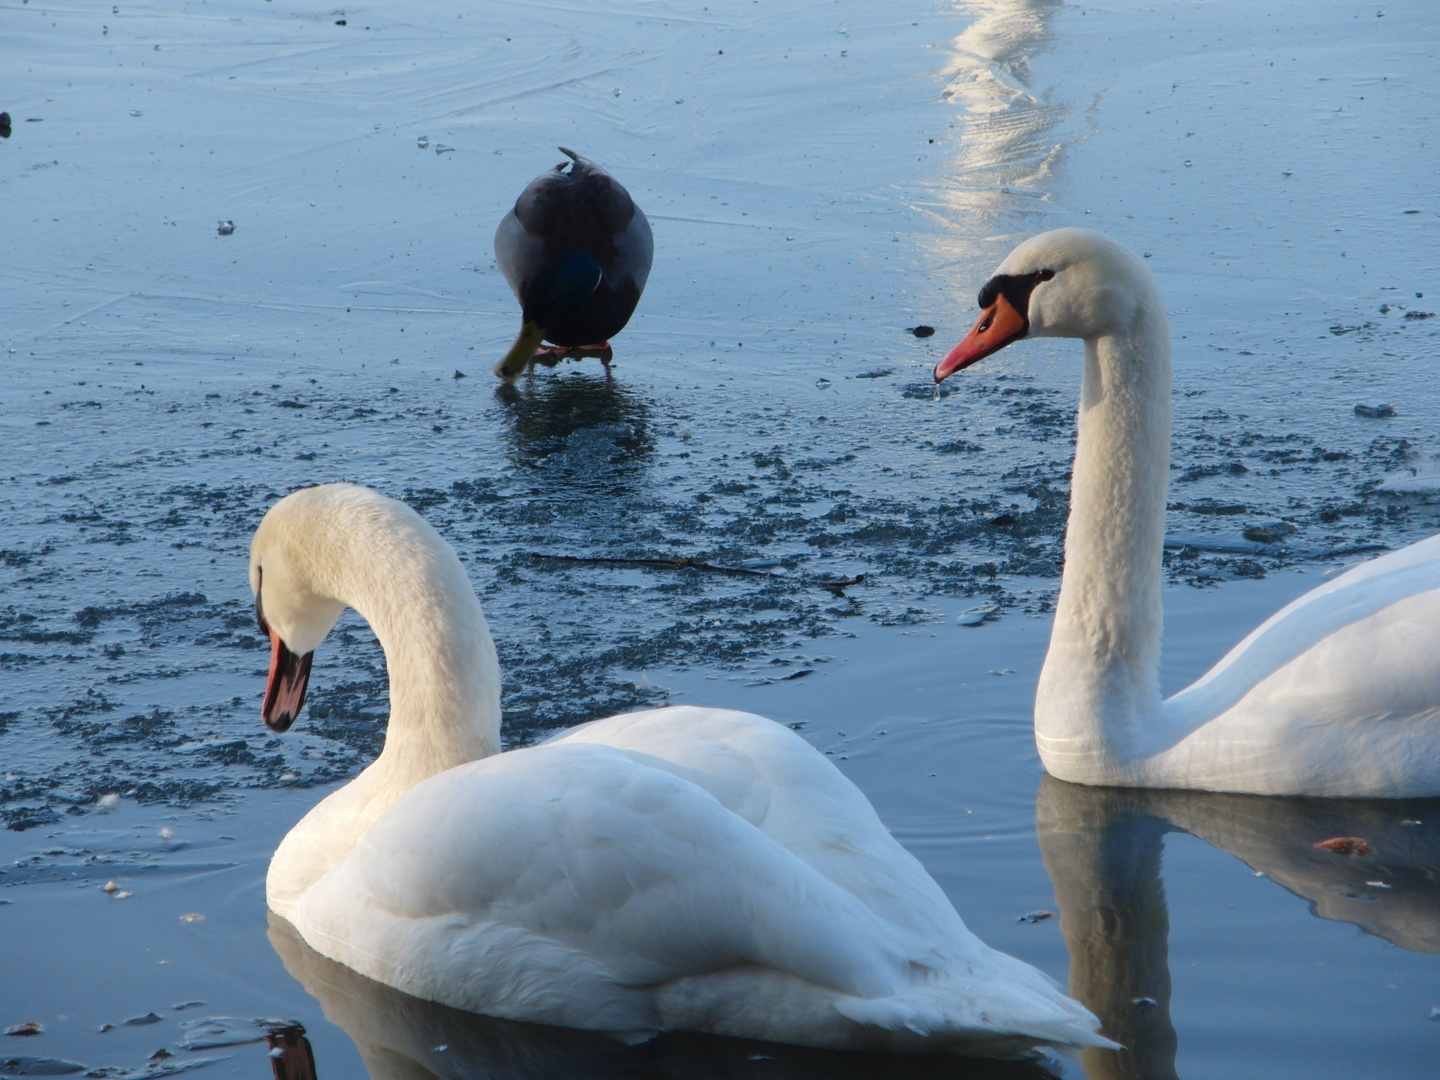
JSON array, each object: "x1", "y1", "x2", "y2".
[
  {"x1": 1168, "y1": 534, "x2": 1440, "y2": 726},
  {"x1": 551, "y1": 706, "x2": 970, "y2": 945},
  {"x1": 1149, "y1": 535, "x2": 1440, "y2": 793},
  {"x1": 292, "y1": 742, "x2": 916, "y2": 1029},
  {"x1": 1155, "y1": 586, "x2": 1440, "y2": 795}
]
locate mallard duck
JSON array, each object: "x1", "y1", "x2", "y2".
[{"x1": 493, "y1": 148, "x2": 652, "y2": 381}]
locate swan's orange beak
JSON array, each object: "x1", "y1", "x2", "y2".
[
  {"x1": 934, "y1": 294, "x2": 1028, "y2": 382},
  {"x1": 262, "y1": 629, "x2": 313, "y2": 733}
]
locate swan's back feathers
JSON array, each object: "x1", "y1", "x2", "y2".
[
  {"x1": 1150, "y1": 534, "x2": 1440, "y2": 795},
  {"x1": 289, "y1": 709, "x2": 1114, "y2": 1051},
  {"x1": 1173, "y1": 532, "x2": 1440, "y2": 718},
  {"x1": 294, "y1": 741, "x2": 917, "y2": 1024},
  {"x1": 551, "y1": 707, "x2": 968, "y2": 945},
  {"x1": 1153, "y1": 588, "x2": 1440, "y2": 796}
]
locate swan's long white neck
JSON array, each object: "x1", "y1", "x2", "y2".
[
  {"x1": 263, "y1": 488, "x2": 501, "y2": 915},
  {"x1": 353, "y1": 546, "x2": 501, "y2": 791},
  {"x1": 1035, "y1": 295, "x2": 1172, "y2": 782}
]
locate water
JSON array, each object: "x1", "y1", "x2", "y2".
[{"x1": 2, "y1": 0, "x2": 1438, "y2": 1076}]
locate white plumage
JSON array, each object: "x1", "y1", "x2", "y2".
[
  {"x1": 936, "y1": 228, "x2": 1440, "y2": 797},
  {"x1": 250, "y1": 483, "x2": 1111, "y2": 1056}
]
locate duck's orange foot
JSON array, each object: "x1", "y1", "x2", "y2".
[{"x1": 531, "y1": 342, "x2": 614, "y2": 368}]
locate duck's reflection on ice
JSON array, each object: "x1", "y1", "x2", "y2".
[
  {"x1": 1036, "y1": 777, "x2": 1440, "y2": 1079},
  {"x1": 268, "y1": 913, "x2": 1061, "y2": 1080},
  {"x1": 493, "y1": 371, "x2": 654, "y2": 496}
]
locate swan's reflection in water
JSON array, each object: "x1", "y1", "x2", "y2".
[
  {"x1": 1036, "y1": 778, "x2": 1440, "y2": 1079},
  {"x1": 268, "y1": 913, "x2": 1060, "y2": 1080}
]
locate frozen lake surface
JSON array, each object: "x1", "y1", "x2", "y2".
[{"x1": 2, "y1": 0, "x2": 1438, "y2": 1076}]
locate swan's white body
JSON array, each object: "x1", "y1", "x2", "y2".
[
  {"x1": 938, "y1": 229, "x2": 1440, "y2": 797},
  {"x1": 251, "y1": 484, "x2": 1110, "y2": 1055}
]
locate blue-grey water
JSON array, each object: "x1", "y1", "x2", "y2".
[{"x1": 2, "y1": 0, "x2": 1438, "y2": 1077}]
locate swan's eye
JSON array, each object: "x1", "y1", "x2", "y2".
[{"x1": 1037, "y1": 268, "x2": 1055, "y2": 282}]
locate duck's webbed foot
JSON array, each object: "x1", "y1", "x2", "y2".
[{"x1": 530, "y1": 342, "x2": 614, "y2": 368}]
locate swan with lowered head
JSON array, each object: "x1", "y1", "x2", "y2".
[
  {"x1": 250, "y1": 483, "x2": 1111, "y2": 1056},
  {"x1": 493, "y1": 148, "x2": 653, "y2": 381},
  {"x1": 935, "y1": 228, "x2": 1440, "y2": 798}
]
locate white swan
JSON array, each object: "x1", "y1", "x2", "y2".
[
  {"x1": 249, "y1": 483, "x2": 1111, "y2": 1056},
  {"x1": 935, "y1": 228, "x2": 1440, "y2": 798}
]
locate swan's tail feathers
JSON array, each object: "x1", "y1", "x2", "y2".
[{"x1": 833, "y1": 956, "x2": 1118, "y2": 1056}]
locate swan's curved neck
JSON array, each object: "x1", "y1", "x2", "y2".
[
  {"x1": 1036, "y1": 301, "x2": 1172, "y2": 780},
  {"x1": 352, "y1": 550, "x2": 502, "y2": 796},
  {"x1": 266, "y1": 505, "x2": 503, "y2": 917}
]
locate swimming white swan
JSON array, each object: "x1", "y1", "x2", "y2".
[
  {"x1": 249, "y1": 483, "x2": 1110, "y2": 1056},
  {"x1": 935, "y1": 228, "x2": 1440, "y2": 798}
]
